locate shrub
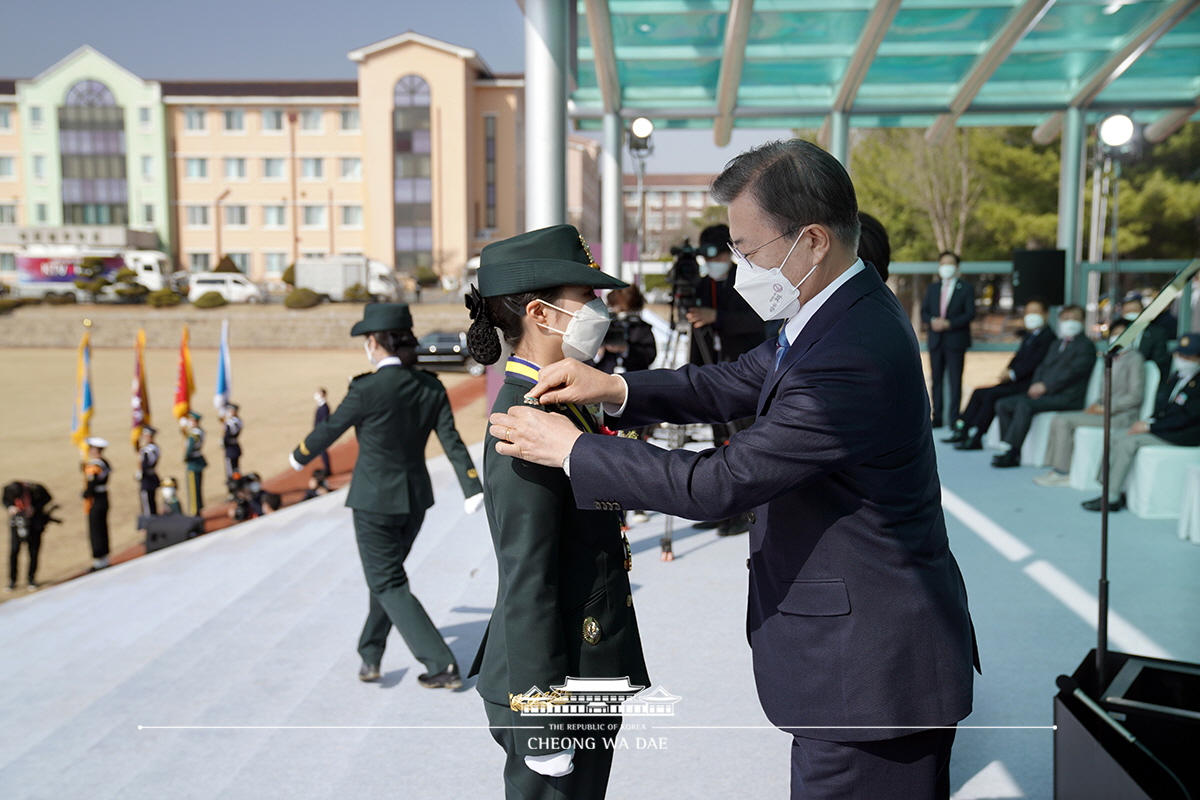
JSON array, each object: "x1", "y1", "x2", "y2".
[
  {"x1": 213, "y1": 255, "x2": 240, "y2": 273},
  {"x1": 147, "y1": 288, "x2": 182, "y2": 308},
  {"x1": 415, "y1": 266, "x2": 439, "y2": 287},
  {"x1": 45, "y1": 292, "x2": 78, "y2": 305},
  {"x1": 0, "y1": 297, "x2": 41, "y2": 313},
  {"x1": 284, "y1": 287, "x2": 321, "y2": 309},
  {"x1": 343, "y1": 283, "x2": 371, "y2": 303},
  {"x1": 281, "y1": 263, "x2": 295, "y2": 287},
  {"x1": 192, "y1": 291, "x2": 228, "y2": 309},
  {"x1": 113, "y1": 268, "x2": 148, "y2": 303}
]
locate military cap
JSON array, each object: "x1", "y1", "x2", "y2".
[
  {"x1": 350, "y1": 302, "x2": 414, "y2": 336},
  {"x1": 477, "y1": 224, "x2": 627, "y2": 298},
  {"x1": 85, "y1": 437, "x2": 109, "y2": 449},
  {"x1": 1177, "y1": 334, "x2": 1200, "y2": 356}
]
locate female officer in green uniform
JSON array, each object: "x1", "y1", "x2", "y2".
[{"x1": 465, "y1": 225, "x2": 649, "y2": 800}]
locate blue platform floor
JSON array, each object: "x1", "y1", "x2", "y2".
[{"x1": 1, "y1": 435, "x2": 1197, "y2": 800}]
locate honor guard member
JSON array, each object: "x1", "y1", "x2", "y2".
[
  {"x1": 4, "y1": 481, "x2": 54, "y2": 591},
  {"x1": 136, "y1": 426, "x2": 161, "y2": 516},
  {"x1": 82, "y1": 437, "x2": 112, "y2": 571},
  {"x1": 289, "y1": 303, "x2": 485, "y2": 688},
  {"x1": 181, "y1": 412, "x2": 207, "y2": 515},
  {"x1": 160, "y1": 477, "x2": 183, "y2": 515},
  {"x1": 221, "y1": 404, "x2": 243, "y2": 479},
  {"x1": 464, "y1": 225, "x2": 649, "y2": 800}
]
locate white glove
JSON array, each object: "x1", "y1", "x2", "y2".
[
  {"x1": 525, "y1": 748, "x2": 574, "y2": 777},
  {"x1": 134, "y1": 471, "x2": 142, "y2": 481},
  {"x1": 288, "y1": 453, "x2": 304, "y2": 472},
  {"x1": 463, "y1": 493, "x2": 484, "y2": 514}
]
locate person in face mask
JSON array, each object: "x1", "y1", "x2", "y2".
[
  {"x1": 287, "y1": 302, "x2": 484, "y2": 689},
  {"x1": 463, "y1": 224, "x2": 649, "y2": 798},
  {"x1": 1120, "y1": 297, "x2": 1171, "y2": 379},
  {"x1": 312, "y1": 388, "x2": 333, "y2": 475},
  {"x1": 920, "y1": 252, "x2": 976, "y2": 429},
  {"x1": 1083, "y1": 333, "x2": 1200, "y2": 511},
  {"x1": 992, "y1": 305, "x2": 1097, "y2": 468}
]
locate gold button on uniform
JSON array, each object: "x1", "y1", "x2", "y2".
[
  {"x1": 625, "y1": 594, "x2": 633, "y2": 607},
  {"x1": 582, "y1": 616, "x2": 602, "y2": 645}
]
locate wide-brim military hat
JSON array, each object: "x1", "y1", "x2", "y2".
[
  {"x1": 1177, "y1": 333, "x2": 1200, "y2": 356},
  {"x1": 350, "y1": 303, "x2": 414, "y2": 336},
  {"x1": 477, "y1": 224, "x2": 628, "y2": 298},
  {"x1": 85, "y1": 437, "x2": 109, "y2": 449}
]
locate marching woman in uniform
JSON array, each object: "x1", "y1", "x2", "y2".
[{"x1": 465, "y1": 225, "x2": 649, "y2": 800}]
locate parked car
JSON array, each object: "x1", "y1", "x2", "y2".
[
  {"x1": 416, "y1": 331, "x2": 485, "y2": 376},
  {"x1": 187, "y1": 272, "x2": 266, "y2": 304}
]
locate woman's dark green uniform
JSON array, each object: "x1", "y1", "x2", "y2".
[{"x1": 291, "y1": 303, "x2": 482, "y2": 681}]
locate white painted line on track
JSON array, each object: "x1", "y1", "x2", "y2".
[{"x1": 941, "y1": 488, "x2": 1033, "y2": 562}]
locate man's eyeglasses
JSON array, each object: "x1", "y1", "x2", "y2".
[{"x1": 729, "y1": 225, "x2": 805, "y2": 268}]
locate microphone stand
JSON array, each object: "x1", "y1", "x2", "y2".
[{"x1": 1097, "y1": 345, "x2": 1115, "y2": 691}]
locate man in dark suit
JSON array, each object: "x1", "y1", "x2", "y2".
[
  {"x1": 313, "y1": 388, "x2": 332, "y2": 475},
  {"x1": 491, "y1": 140, "x2": 977, "y2": 799},
  {"x1": 1122, "y1": 297, "x2": 1171, "y2": 379},
  {"x1": 992, "y1": 304, "x2": 1096, "y2": 468},
  {"x1": 290, "y1": 303, "x2": 484, "y2": 688},
  {"x1": 921, "y1": 252, "x2": 975, "y2": 428},
  {"x1": 1083, "y1": 333, "x2": 1200, "y2": 511}
]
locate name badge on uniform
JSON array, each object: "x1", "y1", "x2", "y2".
[{"x1": 1176, "y1": 392, "x2": 1188, "y2": 406}]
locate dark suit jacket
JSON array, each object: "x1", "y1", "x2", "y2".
[
  {"x1": 1032, "y1": 335, "x2": 1097, "y2": 406},
  {"x1": 921, "y1": 278, "x2": 975, "y2": 352},
  {"x1": 570, "y1": 266, "x2": 976, "y2": 742},
  {"x1": 314, "y1": 401, "x2": 330, "y2": 426},
  {"x1": 1150, "y1": 371, "x2": 1200, "y2": 446},
  {"x1": 470, "y1": 365, "x2": 649, "y2": 756},
  {"x1": 291, "y1": 365, "x2": 481, "y2": 514},
  {"x1": 1007, "y1": 327, "x2": 1056, "y2": 385}
]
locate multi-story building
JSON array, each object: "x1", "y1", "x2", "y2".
[
  {"x1": 0, "y1": 33, "x2": 534, "y2": 284},
  {"x1": 623, "y1": 173, "x2": 720, "y2": 258}
]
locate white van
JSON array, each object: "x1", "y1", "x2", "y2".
[{"x1": 188, "y1": 272, "x2": 266, "y2": 304}]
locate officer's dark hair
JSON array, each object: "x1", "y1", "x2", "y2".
[
  {"x1": 1061, "y1": 304, "x2": 1085, "y2": 320},
  {"x1": 370, "y1": 328, "x2": 419, "y2": 367},
  {"x1": 939, "y1": 251, "x2": 961, "y2": 265},
  {"x1": 857, "y1": 212, "x2": 890, "y2": 281},
  {"x1": 465, "y1": 286, "x2": 565, "y2": 365},
  {"x1": 710, "y1": 139, "x2": 860, "y2": 252},
  {"x1": 1109, "y1": 318, "x2": 1131, "y2": 337},
  {"x1": 1025, "y1": 296, "x2": 1048, "y2": 313}
]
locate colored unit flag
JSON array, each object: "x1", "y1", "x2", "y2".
[
  {"x1": 70, "y1": 332, "x2": 93, "y2": 455},
  {"x1": 131, "y1": 328, "x2": 151, "y2": 450},
  {"x1": 173, "y1": 325, "x2": 195, "y2": 419},
  {"x1": 214, "y1": 319, "x2": 232, "y2": 410}
]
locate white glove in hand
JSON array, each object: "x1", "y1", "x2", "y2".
[
  {"x1": 134, "y1": 471, "x2": 142, "y2": 481},
  {"x1": 463, "y1": 493, "x2": 485, "y2": 514},
  {"x1": 288, "y1": 453, "x2": 304, "y2": 472},
  {"x1": 524, "y1": 748, "x2": 574, "y2": 777}
]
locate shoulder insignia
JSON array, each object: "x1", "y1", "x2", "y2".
[{"x1": 298, "y1": 442, "x2": 310, "y2": 456}]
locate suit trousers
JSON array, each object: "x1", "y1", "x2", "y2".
[
  {"x1": 352, "y1": 508, "x2": 455, "y2": 673},
  {"x1": 1104, "y1": 431, "x2": 1169, "y2": 502},
  {"x1": 87, "y1": 494, "x2": 110, "y2": 559},
  {"x1": 791, "y1": 727, "x2": 956, "y2": 800},
  {"x1": 484, "y1": 700, "x2": 619, "y2": 800},
  {"x1": 958, "y1": 381, "x2": 1028, "y2": 433},
  {"x1": 9, "y1": 520, "x2": 43, "y2": 585},
  {"x1": 929, "y1": 346, "x2": 966, "y2": 425},
  {"x1": 996, "y1": 393, "x2": 1085, "y2": 451},
  {"x1": 140, "y1": 478, "x2": 159, "y2": 517}
]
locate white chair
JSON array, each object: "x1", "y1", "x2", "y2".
[
  {"x1": 1068, "y1": 361, "x2": 1160, "y2": 491},
  {"x1": 986, "y1": 357, "x2": 1104, "y2": 467},
  {"x1": 1176, "y1": 464, "x2": 1200, "y2": 544},
  {"x1": 1127, "y1": 445, "x2": 1200, "y2": 519}
]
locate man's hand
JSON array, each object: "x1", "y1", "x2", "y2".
[
  {"x1": 1085, "y1": 403, "x2": 1103, "y2": 415},
  {"x1": 931, "y1": 317, "x2": 949, "y2": 332},
  {"x1": 685, "y1": 307, "x2": 717, "y2": 328},
  {"x1": 489, "y1": 406, "x2": 582, "y2": 468},
  {"x1": 1028, "y1": 382, "x2": 1048, "y2": 399},
  {"x1": 527, "y1": 358, "x2": 627, "y2": 407},
  {"x1": 1129, "y1": 420, "x2": 1150, "y2": 435},
  {"x1": 998, "y1": 370, "x2": 1012, "y2": 383}
]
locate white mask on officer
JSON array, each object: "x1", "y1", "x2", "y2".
[
  {"x1": 538, "y1": 298, "x2": 612, "y2": 362},
  {"x1": 364, "y1": 339, "x2": 378, "y2": 366},
  {"x1": 733, "y1": 226, "x2": 818, "y2": 321},
  {"x1": 161, "y1": 486, "x2": 176, "y2": 499},
  {"x1": 1172, "y1": 355, "x2": 1200, "y2": 379}
]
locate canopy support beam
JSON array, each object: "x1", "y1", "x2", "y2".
[
  {"x1": 713, "y1": 0, "x2": 755, "y2": 147},
  {"x1": 1057, "y1": 105, "x2": 1086, "y2": 305},
  {"x1": 524, "y1": 0, "x2": 569, "y2": 229}
]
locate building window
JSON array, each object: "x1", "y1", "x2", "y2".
[
  {"x1": 225, "y1": 205, "x2": 248, "y2": 226},
  {"x1": 222, "y1": 109, "x2": 244, "y2": 131},
  {"x1": 666, "y1": 191, "x2": 683, "y2": 207},
  {"x1": 339, "y1": 157, "x2": 361, "y2": 180},
  {"x1": 647, "y1": 191, "x2": 663, "y2": 208},
  {"x1": 138, "y1": 107, "x2": 151, "y2": 129},
  {"x1": 227, "y1": 252, "x2": 249, "y2": 272},
  {"x1": 0, "y1": 253, "x2": 14, "y2": 271},
  {"x1": 185, "y1": 158, "x2": 208, "y2": 179},
  {"x1": 262, "y1": 157, "x2": 284, "y2": 180},
  {"x1": 186, "y1": 205, "x2": 210, "y2": 227},
  {"x1": 340, "y1": 109, "x2": 360, "y2": 131},
  {"x1": 688, "y1": 191, "x2": 706, "y2": 209},
  {"x1": 485, "y1": 114, "x2": 497, "y2": 229},
  {"x1": 263, "y1": 205, "x2": 286, "y2": 227},
  {"x1": 394, "y1": 75, "x2": 433, "y2": 272},
  {"x1": 0, "y1": 205, "x2": 16, "y2": 225},
  {"x1": 224, "y1": 157, "x2": 247, "y2": 179},
  {"x1": 263, "y1": 252, "x2": 287, "y2": 275},
  {"x1": 35, "y1": 203, "x2": 47, "y2": 223},
  {"x1": 189, "y1": 253, "x2": 210, "y2": 271},
  {"x1": 666, "y1": 213, "x2": 683, "y2": 229},
  {"x1": 140, "y1": 155, "x2": 153, "y2": 180},
  {"x1": 299, "y1": 109, "x2": 322, "y2": 132},
  {"x1": 32, "y1": 155, "x2": 46, "y2": 180},
  {"x1": 0, "y1": 157, "x2": 12, "y2": 178},
  {"x1": 143, "y1": 204, "x2": 154, "y2": 224},
  {"x1": 301, "y1": 158, "x2": 323, "y2": 179},
  {"x1": 301, "y1": 205, "x2": 325, "y2": 227},
  {"x1": 184, "y1": 108, "x2": 205, "y2": 131},
  {"x1": 30, "y1": 106, "x2": 43, "y2": 130},
  {"x1": 0, "y1": 107, "x2": 10, "y2": 129},
  {"x1": 59, "y1": 81, "x2": 134, "y2": 225},
  {"x1": 341, "y1": 205, "x2": 363, "y2": 227},
  {"x1": 647, "y1": 211, "x2": 663, "y2": 230},
  {"x1": 262, "y1": 109, "x2": 284, "y2": 131}
]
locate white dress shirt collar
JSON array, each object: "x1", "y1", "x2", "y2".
[
  {"x1": 374, "y1": 356, "x2": 402, "y2": 369},
  {"x1": 782, "y1": 259, "x2": 867, "y2": 345}
]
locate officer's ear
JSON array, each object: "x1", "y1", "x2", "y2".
[{"x1": 525, "y1": 297, "x2": 554, "y2": 328}]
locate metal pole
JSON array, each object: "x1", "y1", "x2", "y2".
[
  {"x1": 602, "y1": 111, "x2": 625, "y2": 280},
  {"x1": 1097, "y1": 347, "x2": 1114, "y2": 690},
  {"x1": 1109, "y1": 159, "x2": 1121, "y2": 322},
  {"x1": 1057, "y1": 106, "x2": 1086, "y2": 305},
  {"x1": 635, "y1": 154, "x2": 646, "y2": 289},
  {"x1": 523, "y1": 0, "x2": 568, "y2": 230},
  {"x1": 829, "y1": 110, "x2": 850, "y2": 168}
]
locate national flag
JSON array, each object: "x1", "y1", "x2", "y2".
[
  {"x1": 173, "y1": 325, "x2": 195, "y2": 419},
  {"x1": 214, "y1": 319, "x2": 232, "y2": 410},
  {"x1": 70, "y1": 332, "x2": 93, "y2": 456},
  {"x1": 131, "y1": 328, "x2": 151, "y2": 450}
]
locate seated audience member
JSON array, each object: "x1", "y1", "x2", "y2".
[
  {"x1": 1120, "y1": 296, "x2": 1172, "y2": 379},
  {"x1": 1083, "y1": 333, "x2": 1200, "y2": 511},
  {"x1": 992, "y1": 305, "x2": 1096, "y2": 468},
  {"x1": 1034, "y1": 318, "x2": 1145, "y2": 486},
  {"x1": 947, "y1": 299, "x2": 1056, "y2": 450}
]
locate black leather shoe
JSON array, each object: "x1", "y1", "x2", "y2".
[
  {"x1": 717, "y1": 515, "x2": 749, "y2": 537},
  {"x1": 1082, "y1": 495, "x2": 1126, "y2": 512},
  {"x1": 991, "y1": 452, "x2": 1020, "y2": 468},
  {"x1": 942, "y1": 428, "x2": 967, "y2": 444},
  {"x1": 954, "y1": 434, "x2": 983, "y2": 451},
  {"x1": 418, "y1": 663, "x2": 462, "y2": 689},
  {"x1": 931, "y1": 417, "x2": 943, "y2": 429},
  {"x1": 358, "y1": 662, "x2": 381, "y2": 682},
  {"x1": 691, "y1": 520, "x2": 722, "y2": 530}
]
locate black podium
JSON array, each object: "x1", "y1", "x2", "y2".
[{"x1": 140, "y1": 512, "x2": 205, "y2": 553}]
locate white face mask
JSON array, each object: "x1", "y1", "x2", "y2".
[
  {"x1": 364, "y1": 340, "x2": 378, "y2": 366},
  {"x1": 162, "y1": 487, "x2": 176, "y2": 499},
  {"x1": 705, "y1": 259, "x2": 732, "y2": 281},
  {"x1": 1058, "y1": 319, "x2": 1084, "y2": 339},
  {"x1": 938, "y1": 264, "x2": 957, "y2": 281},
  {"x1": 1172, "y1": 355, "x2": 1200, "y2": 378},
  {"x1": 1024, "y1": 313, "x2": 1045, "y2": 331},
  {"x1": 314, "y1": 393, "x2": 324, "y2": 404},
  {"x1": 1123, "y1": 312, "x2": 1140, "y2": 322},
  {"x1": 732, "y1": 226, "x2": 817, "y2": 321},
  {"x1": 538, "y1": 297, "x2": 612, "y2": 362}
]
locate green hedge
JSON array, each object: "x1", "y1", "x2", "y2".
[
  {"x1": 147, "y1": 288, "x2": 182, "y2": 308},
  {"x1": 343, "y1": 283, "x2": 371, "y2": 303},
  {"x1": 284, "y1": 287, "x2": 321, "y2": 309},
  {"x1": 192, "y1": 290, "x2": 228, "y2": 309}
]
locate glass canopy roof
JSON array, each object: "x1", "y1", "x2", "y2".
[{"x1": 573, "y1": 0, "x2": 1200, "y2": 137}]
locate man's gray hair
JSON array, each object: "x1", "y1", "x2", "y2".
[{"x1": 710, "y1": 139, "x2": 860, "y2": 252}]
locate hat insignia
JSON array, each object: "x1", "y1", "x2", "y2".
[{"x1": 579, "y1": 235, "x2": 599, "y2": 269}]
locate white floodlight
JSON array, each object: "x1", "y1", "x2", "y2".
[
  {"x1": 631, "y1": 117, "x2": 654, "y2": 139},
  {"x1": 1099, "y1": 114, "x2": 1134, "y2": 147}
]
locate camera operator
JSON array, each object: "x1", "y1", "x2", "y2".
[
  {"x1": 4, "y1": 481, "x2": 57, "y2": 591},
  {"x1": 228, "y1": 472, "x2": 274, "y2": 522},
  {"x1": 593, "y1": 286, "x2": 657, "y2": 375}
]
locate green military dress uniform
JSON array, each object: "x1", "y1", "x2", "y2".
[
  {"x1": 291, "y1": 305, "x2": 482, "y2": 676},
  {"x1": 183, "y1": 414, "x2": 206, "y2": 516}
]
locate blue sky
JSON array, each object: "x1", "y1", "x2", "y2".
[{"x1": 0, "y1": 0, "x2": 789, "y2": 175}]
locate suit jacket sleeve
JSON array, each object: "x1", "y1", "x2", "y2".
[
  {"x1": 1110, "y1": 351, "x2": 1146, "y2": 415},
  {"x1": 292, "y1": 381, "x2": 364, "y2": 465},
  {"x1": 1040, "y1": 339, "x2": 1097, "y2": 395},
  {"x1": 432, "y1": 387, "x2": 483, "y2": 497},
  {"x1": 946, "y1": 282, "x2": 975, "y2": 333}
]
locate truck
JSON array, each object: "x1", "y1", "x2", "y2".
[
  {"x1": 293, "y1": 255, "x2": 402, "y2": 303},
  {"x1": 14, "y1": 246, "x2": 176, "y2": 301}
]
